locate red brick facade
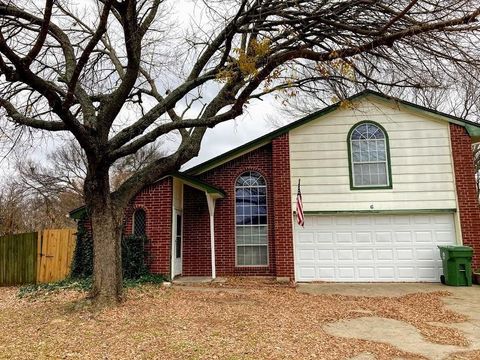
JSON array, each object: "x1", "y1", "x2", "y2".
[
  {"x1": 184, "y1": 143, "x2": 278, "y2": 277},
  {"x1": 179, "y1": 134, "x2": 294, "y2": 279},
  {"x1": 124, "y1": 178, "x2": 172, "y2": 275},
  {"x1": 450, "y1": 124, "x2": 480, "y2": 269},
  {"x1": 182, "y1": 185, "x2": 212, "y2": 276},
  {"x1": 271, "y1": 134, "x2": 295, "y2": 279}
]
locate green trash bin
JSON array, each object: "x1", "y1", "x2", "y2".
[{"x1": 438, "y1": 245, "x2": 473, "y2": 286}]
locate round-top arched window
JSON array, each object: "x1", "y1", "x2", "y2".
[
  {"x1": 349, "y1": 122, "x2": 391, "y2": 188},
  {"x1": 235, "y1": 171, "x2": 268, "y2": 266}
]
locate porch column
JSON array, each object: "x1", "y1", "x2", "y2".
[{"x1": 205, "y1": 193, "x2": 216, "y2": 279}]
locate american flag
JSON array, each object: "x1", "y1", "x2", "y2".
[{"x1": 296, "y1": 179, "x2": 304, "y2": 227}]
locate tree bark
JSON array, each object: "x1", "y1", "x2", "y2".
[{"x1": 84, "y1": 168, "x2": 123, "y2": 304}]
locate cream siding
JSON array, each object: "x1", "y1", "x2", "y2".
[{"x1": 289, "y1": 97, "x2": 457, "y2": 212}]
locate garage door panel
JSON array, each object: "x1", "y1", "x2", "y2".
[
  {"x1": 396, "y1": 248, "x2": 415, "y2": 260},
  {"x1": 395, "y1": 232, "x2": 413, "y2": 243},
  {"x1": 317, "y1": 232, "x2": 334, "y2": 244},
  {"x1": 314, "y1": 216, "x2": 334, "y2": 226},
  {"x1": 375, "y1": 232, "x2": 392, "y2": 243},
  {"x1": 298, "y1": 249, "x2": 315, "y2": 261},
  {"x1": 335, "y1": 217, "x2": 353, "y2": 225},
  {"x1": 417, "y1": 267, "x2": 438, "y2": 281},
  {"x1": 397, "y1": 267, "x2": 416, "y2": 280},
  {"x1": 414, "y1": 215, "x2": 431, "y2": 224},
  {"x1": 318, "y1": 249, "x2": 335, "y2": 260},
  {"x1": 354, "y1": 216, "x2": 371, "y2": 225},
  {"x1": 357, "y1": 249, "x2": 374, "y2": 260},
  {"x1": 337, "y1": 249, "x2": 354, "y2": 260},
  {"x1": 356, "y1": 232, "x2": 373, "y2": 244},
  {"x1": 337, "y1": 267, "x2": 355, "y2": 280},
  {"x1": 295, "y1": 213, "x2": 456, "y2": 282},
  {"x1": 297, "y1": 232, "x2": 315, "y2": 244},
  {"x1": 298, "y1": 266, "x2": 316, "y2": 280},
  {"x1": 374, "y1": 216, "x2": 392, "y2": 225},
  {"x1": 337, "y1": 232, "x2": 353, "y2": 243},
  {"x1": 415, "y1": 231, "x2": 433, "y2": 242},
  {"x1": 434, "y1": 214, "x2": 454, "y2": 224},
  {"x1": 393, "y1": 216, "x2": 410, "y2": 225},
  {"x1": 318, "y1": 267, "x2": 335, "y2": 280},
  {"x1": 416, "y1": 248, "x2": 435, "y2": 260},
  {"x1": 358, "y1": 267, "x2": 375, "y2": 280},
  {"x1": 436, "y1": 231, "x2": 455, "y2": 243},
  {"x1": 377, "y1": 249, "x2": 394, "y2": 260},
  {"x1": 376, "y1": 266, "x2": 396, "y2": 280}
]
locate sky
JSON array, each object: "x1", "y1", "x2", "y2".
[
  {"x1": 182, "y1": 97, "x2": 293, "y2": 170},
  {"x1": 0, "y1": 0, "x2": 319, "y2": 183}
]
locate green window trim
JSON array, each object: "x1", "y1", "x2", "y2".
[{"x1": 347, "y1": 120, "x2": 393, "y2": 190}]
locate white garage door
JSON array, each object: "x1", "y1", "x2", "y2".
[{"x1": 294, "y1": 213, "x2": 456, "y2": 282}]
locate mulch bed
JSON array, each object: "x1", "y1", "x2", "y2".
[{"x1": 0, "y1": 278, "x2": 469, "y2": 359}]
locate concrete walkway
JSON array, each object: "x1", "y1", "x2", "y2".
[{"x1": 297, "y1": 283, "x2": 480, "y2": 360}]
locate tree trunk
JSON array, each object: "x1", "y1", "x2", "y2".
[{"x1": 84, "y1": 169, "x2": 123, "y2": 304}]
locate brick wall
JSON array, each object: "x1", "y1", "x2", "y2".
[
  {"x1": 124, "y1": 178, "x2": 172, "y2": 275},
  {"x1": 183, "y1": 144, "x2": 276, "y2": 277},
  {"x1": 450, "y1": 124, "x2": 480, "y2": 268},
  {"x1": 182, "y1": 185, "x2": 212, "y2": 276},
  {"x1": 182, "y1": 135, "x2": 295, "y2": 279},
  {"x1": 272, "y1": 134, "x2": 294, "y2": 279}
]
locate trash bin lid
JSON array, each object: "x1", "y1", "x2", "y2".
[{"x1": 437, "y1": 245, "x2": 473, "y2": 252}]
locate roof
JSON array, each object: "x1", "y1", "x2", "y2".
[
  {"x1": 69, "y1": 173, "x2": 225, "y2": 220},
  {"x1": 185, "y1": 89, "x2": 480, "y2": 175}
]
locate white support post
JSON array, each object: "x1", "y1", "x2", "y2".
[{"x1": 206, "y1": 193, "x2": 216, "y2": 279}]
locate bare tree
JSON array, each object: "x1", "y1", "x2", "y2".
[
  {"x1": 17, "y1": 141, "x2": 164, "y2": 199},
  {"x1": 0, "y1": 177, "x2": 80, "y2": 235},
  {"x1": 0, "y1": 181, "x2": 26, "y2": 235},
  {"x1": 1, "y1": 0, "x2": 480, "y2": 303}
]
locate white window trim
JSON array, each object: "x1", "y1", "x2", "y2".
[
  {"x1": 234, "y1": 172, "x2": 269, "y2": 267},
  {"x1": 350, "y1": 124, "x2": 390, "y2": 188}
]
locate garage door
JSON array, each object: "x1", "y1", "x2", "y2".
[{"x1": 294, "y1": 213, "x2": 456, "y2": 282}]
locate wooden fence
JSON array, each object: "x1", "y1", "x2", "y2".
[
  {"x1": 0, "y1": 229, "x2": 76, "y2": 286},
  {"x1": 37, "y1": 229, "x2": 76, "y2": 284},
  {"x1": 0, "y1": 232, "x2": 37, "y2": 286}
]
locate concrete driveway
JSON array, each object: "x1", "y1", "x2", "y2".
[{"x1": 298, "y1": 283, "x2": 480, "y2": 360}]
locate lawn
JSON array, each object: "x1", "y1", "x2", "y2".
[{"x1": 0, "y1": 279, "x2": 474, "y2": 359}]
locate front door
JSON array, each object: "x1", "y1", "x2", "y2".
[{"x1": 173, "y1": 210, "x2": 183, "y2": 276}]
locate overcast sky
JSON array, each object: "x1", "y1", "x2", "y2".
[{"x1": 0, "y1": 1, "x2": 307, "y2": 182}]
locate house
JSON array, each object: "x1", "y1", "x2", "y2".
[{"x1": 70, "y1": 90, "x2": 480, "y2": 282}]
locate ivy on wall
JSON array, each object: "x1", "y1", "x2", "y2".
[{"x1": 71, "y1": 218, "x2": 150, "y2": 280}]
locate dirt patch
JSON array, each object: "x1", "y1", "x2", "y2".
[{"x1": 0, "y1": 279, "x2": 470, "y2": 359}]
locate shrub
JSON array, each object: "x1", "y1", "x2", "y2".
[
  {"x1": 70, "y1": 219, "x2": 93, "y2": 278},
  {"x1": 71, "y1": 219, "x2": 151, "y2": 280}
]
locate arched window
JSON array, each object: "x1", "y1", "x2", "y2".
[
  {"x1": 348, "y1": 122, "x2": 391, "y2": 189},
  {"x1": 133, "y1": 208, "x2": 147, "y2": 236},
  {"x1": 235, "y1": 171, "x2": 268, "y2": 266}
]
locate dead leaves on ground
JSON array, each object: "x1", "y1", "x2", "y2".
[{"x1": 0, "y1": 280, "x2": 470, "y2": 359}]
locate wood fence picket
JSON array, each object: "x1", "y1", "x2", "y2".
[{"x1": 0, "y1": 229, "x2": 76, "y2": 286}]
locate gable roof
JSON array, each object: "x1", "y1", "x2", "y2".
[
  {"x1": 185, "y1": 89, "x2": 480, "y2": 175},
  {"x1": 69, "y1": 173, "x2": 225, "y2": 220}
]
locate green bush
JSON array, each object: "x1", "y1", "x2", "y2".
[
  {"x1": 71, "y1": 219, "x2": 94, "y2": 278},
  {"x1": 122, "y1": 235, "x2": 149, "y2": 279},
  {"x1": 71, "y1": 219, "x2": 151, "y2": 280}
]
